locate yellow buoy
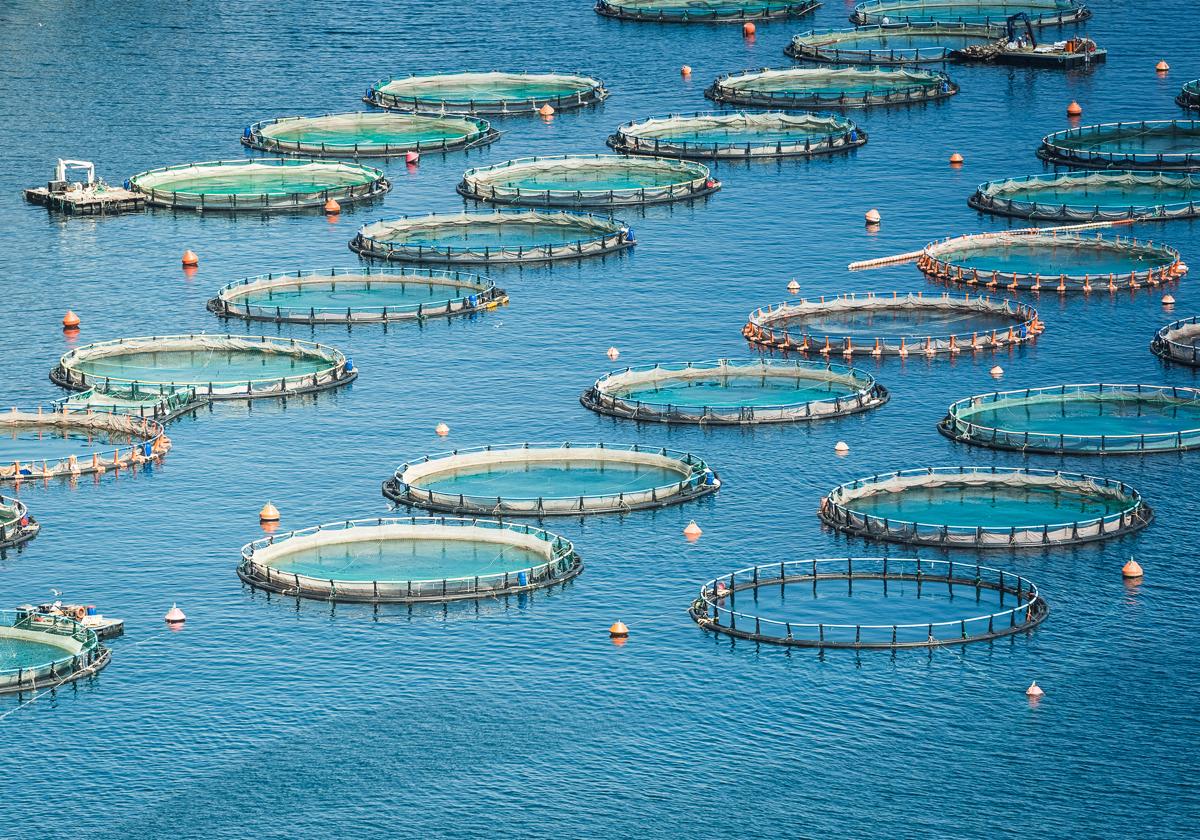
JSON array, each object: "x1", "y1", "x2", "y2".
[{"x1": 259, "y1": 501, "x2": 280, "y2": 522}]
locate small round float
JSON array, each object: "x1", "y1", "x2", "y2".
[
  {"x1": 128, "y1": 159, "x2": 390, "y2": 211},
  {"x1": 1152, "y1": 316, "x2": 1200, "y2": 367},
  {"x1": 383, "y1": 442, "x2": 719, "y2": 516},
  {"x1": 919, "y1": 231, "x2": 1186, "y2": 293},
  {"x1": 350, "y1": 210, "x2": 633, "y2": 264},
  {"x1": 1037, "y1": 120, "x2": 1200, "y2": 172},
  {"x1": 0, "y1": 406, "x2": 170, "y2": 481},
  {"x1": 689, "y1": 557, "x2": 1047, "y2": 648},
  {"x1": 939, "y1": 384, "x2": 1200, "y2": 454},
  {"x1": 705, "y1": 67, "x2": 957, "y2": 109},
  {"x1": 0, "y1": 608, "x2": 109, "y2": 694},
  {"x1": 238, "y1": 516, "x2": 582, "y2": 603},
  {"x1": 581, "y1": 359, "x2": 888, "y2": 424},
  {"x1": 820, "y1": 466, "x2": 1151, "y2": 549},
  {"x1": 594, "y1": 0, "x2": 819, "y2": 23},
  {"x1": 786, "y1": 23, "x2": 1001, "y2": 65},
  {"x1": 1178, "y1": 80, "x2": 1200, "y2": 112},
  {"x1": 0, "y1": 496, "x2": 39, "y2": 550},
  {"x1": 850, "y1": 0, "x2": 1089, "y2": 26},
  {"x1": 744, "y1": 291, "x2": 1041, "y2": 356},
  {"x1": 365, "y1": 71, "x2": 608, "y2": 115},
  {"x1": 207, "y1": 267, "x2": 505, "y2": 324},
  {"x1": 607, "y1": 111, "x2": 866, "y2": 160},
  {"x1": 969, "y1": 171, "x2": 1200, "y2": 222},
  {"x1": 242, "y1": 112, "x2": 498, "y2": 157},
  {"x1": 458, "y1": 154, "x2": 718, "y2": 207},
  {"x1": 52, "y1": 334, "x2": 355, "y2": 400}
]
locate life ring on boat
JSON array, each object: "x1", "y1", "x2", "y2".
[{"x1": 74, "y1": 606, "x2": 87, "y2": 621}]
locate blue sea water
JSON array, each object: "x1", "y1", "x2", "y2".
[{"x1": 0, "y1": 1, "x2": 1197, "y2": 837}]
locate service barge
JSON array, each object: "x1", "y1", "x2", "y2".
[
  {"x1": 953, "y1": 15, "x2": 1106, "y2": 68},
  {"x1": 23, "y1": 159, "x2": 144, "y2": 215}
]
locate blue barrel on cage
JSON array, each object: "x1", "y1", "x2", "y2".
[
  {"x1": 849, "y1": 130, "x2": 858, "y2": 142},
  {"x1": 86, "y1": 606, "x2": 97, "y2": 616},
  {"x1": 345, "y1": 358, "x2": 354, "y2": 372},
  {"x1": 243, "y1": 126, "x2": 251, "y2": 139},
  {"x1": 517, "y1": 571, "x2": 528, "y2": 586},
  {"x1": 704, "y1": 468, "x2": 715, "y2": 486},
  {"x1": 142, "y1": 442, "x2": 154, "y2": 457},
  {"x1": 468, "y1": 294, "x2": 477, "y2": 307}
]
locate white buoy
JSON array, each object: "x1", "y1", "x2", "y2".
[
  {"x1": 607, "y1": 346, "x2": 620, "y2": 360},
  {"x1": 1026, "y1": 681, "x2": 1044, "y2": 698},
  {"x1": 990, "y1": 365, "x2": 1004, "y2": 377},
  {"x1": 435, "y1": 422, "x2": 450, "y2": 436},
  {"x1": 834, "y1": 441, "x2": 850, "y2": 454},
  {"x1": 164, "y1": 603, "x2": 186, "y2": 625}
]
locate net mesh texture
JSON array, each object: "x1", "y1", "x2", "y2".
[
  {"x1": 706, "y1": 66, "x2": 957, "y2": 108},
  {"x1": 608, "y1": 111, "x2": 866, "y2": 159},
  {"x1": 243, "y1": 112, "x2": 496, "y2": 156}
]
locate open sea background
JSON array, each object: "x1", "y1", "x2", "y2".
[{"x1": 0, "y1": 1, "x2": 1197, "y2": 836}]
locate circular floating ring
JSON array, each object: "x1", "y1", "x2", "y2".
[
  {"x1": 0, "y1": 495, "x2": 39, "y2": 550},
  {"x1": 350, "y1": 210, "x2": 634, "y2": 265},
  {"x1": 581, "y1": 359, "x2": 888, "y2": 424},
  {"x1": 0, "y1": 609, "x2": 108, "y2": 695},
  {"x1": 918, "y1": 231, "x2": 1186, "y2": 293},
  {"x1": 1152, "y1": 316, "x2": 1200, "y2": 367},
  {"x1": 607, "y1": 111, "x2": 866, "y2": 160},
  {"x1": 1037, "y1": 120, "x2": 1200, "y2": 172},
  {"x1": 969, "y1": 171, "x2": 1200, "y2": 222},
  {"x1": 458, "y1": 154, "x2": 718, "y2": 207},
  {"x1": 365, "y1": 71, "x2": 608, "y2": 115},
  {"x1": 207, "y1": 267, "x2": 506, "y2": 324},
  {"x1": 689, "y1": 557, "x2": 1048, "y2": 648},
  {"x1": 52, "y1": 334, "x2": 356, "y2": 400},
  {"x1": 744, "y1": 291, "x2": 1041, "y2": 357},
  {"x1": 850, "y1": 0, "x2": 1090, "y2": 27},
  {"x1": 595, "y1": 0, "x2": 819, "y2": 23},
  {"x1": 820, "y1": 466, "x2": 1151, "y2": 549},
  {"x1": 238, "y1": 516, "x2": 583, "y2": 604},
  {"x1": 705, "y1": 66, "x2": 957, "y2": 109},
  {"x1": 128, "y1": 159, "x2": 390, "y2": 212},
  {"x1": 939, "y1": 383, "x2": 1200, "y2": 454},
  {"x1": 786, "y1": 23, "x2": 1002, "y2": 65},
  {"x1": 383, "y1": 442, "x2": 720, "y2": 516},
  {"x1": 1178, "y1": 80, "x2": 1200, "y2": 112},
  {"x1": 0, "y1": 407, "x2": 170, "y2": 482},
  {"x1": 241, "y1": 112, "x2": 498, "y2": 157}
]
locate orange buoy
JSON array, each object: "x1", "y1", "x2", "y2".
[
  {"x1": 609, "y1": 620, "x2": 629, "y2": 638},
  {"x1": 435, "y1": 422, "x2": 450, "y2": 436},
  {"x1": 62, "y1": 310, "x2": 80, "y2": 329},
  {"x1": 683, "y1": 520, "x2": 703, "y2": 539},
  {"x1": 181, "y1": 249, "x2": 199, "y2": 267},
  {"x1": 607, "y1": 346, "x2": 620, "y2": 360},
  {"x1": 742, "y1": 22, "x2": 755, "y2": 37},
  {"x1": 1156, "y1": 59, "x2": 1170, "y2": 72},
  {"x1": 681, "y1": 65, "x2": 692, "y2": 77},
  {"x1": 323, "y1": 198, "x2": 341, "y2": 215},
  {"x1": 405, "y1": 150, "x2": 420, "y2": 164},
  {"x1": 1163, "y1": 294, "x2": 1176, "y2": 305},
  {"x1": 164, "y1": 603, "x2": 186, "y2": 625},
  {"x1": 538, "y1": 104, "x2": 555, "y2": 117},
  {"x1": 1025, "y1": 681, "x2": 1044, "y2": 698},
  {"x1": 259, "y1": 501, "x2": 280, "y2": 522},
  {"x1": 787, "y1": 279, "x2": 800, "y2": 293},
  {"x1": 949, "y1": 152, "x2": 964, "y2": 166},
  {"x1": 864, "y1": 208, "x2": 881, "y2": 225},
  {"x1": 1122, "y1": 558, "x2": 1144, "y2": 579},
  {"x1": 834, "y1": 441, "x2": 850, "y2": 454},
  {"x1": 1066, "y1": 100, "x2": 1082, "y2": 117},
  {"x1": 990, "y1": 365, "x2": 1004, "y2": 377}
]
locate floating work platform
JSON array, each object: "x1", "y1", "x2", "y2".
[
  {"x1": 22, "y1": 158, "x2": 145, "y2": 215},
  {"x1": 17, "y1": 603, "x2": 125, "y2": 640}
]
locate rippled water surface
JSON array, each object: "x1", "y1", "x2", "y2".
[{"x1": 1, "y1": 0, "x2": 1197, "y2": 837}]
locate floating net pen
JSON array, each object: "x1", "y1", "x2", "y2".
[
  {"x1": 819, "y1": 466, "x2": 1151, "y2": 549},
  {"x1": 1178, "y1": 81, "x2": 1200, "y2": 112},
  {"x1": 54, "y1": 385, "x2": 201, "y2": 423},
  {"x1": 940, "y1": 383, "x2": 1200, "y2": 455},
  {"x1": 689, "y1": 557, "x2": 1048, "y2": 649},
  {"x1": 0, "y1": 406, "x2": 171, "y2": 481},
  {"x1": 350, "y1": 210, "x2": 634, "y2": 264},
  {"x1": 1037, "y1": 121, "x2": 1200, "y2": 172},
  {"x1": 706, "y1": 66, "x2": 957, "y2": 109},
  {"x1": 208, "y1": 267, "x2": 506, "y2": 324},
  {"x1": 607, "y1": 111, "x2": 866, "y2": 160},
  {"x1": 744, "y1": 291, "x2": 1041, "y2": 356},
  {"x1": 0, "y1": 496, "x2": 39, "y2": 550},
  {"x1": 850, "y1": 0, "x2": 1090, "y2": 27},
  {"x1": 383, "y1": 442, "x2": 720, "y2": 516},
  {"x1": 595, "y1": 0, "x2": 820, "y2": 23},
  {"x1": 1152, "y1": 316, "x2": 1200, "y2": 367},
  {"x1": 969, "y1": 171, "x2": 1200, "y2": 222},
  {"x1": 242, "y1": 112, "x2": 498, "y2": 157},
  {"x1": 786, "y1": 23, "x2": 1002, "y2": 65},
  {"x1": 581, "y1": 359, "x2": 888, "y2": 424},
  {"x1": 239, "y1": 517, "x2": 583, "y2": 604},
  {"x1": 365, "y1": 71, "x2": 608, "y2": 115},
  {"x1": 0, "y1": 609, "x2": 108, "y2": 694}
]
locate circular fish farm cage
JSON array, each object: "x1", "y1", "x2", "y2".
[
  {"x1": 54, "y1": 385, "x2": 200, "y2": 424},
  {"x1": 365, "y1": 71, "x2": 608, "y2": 115},
  {"x1": 128, "y1": 159, "x2": 389, "y2": 211},
  {"x1": 350, "y1": 210, "x2": 633, "y2": 265},
  {"x1": 594, "y1": 0, "x2": 819, "y2": 23},
  {"x1": 850, "y1": 0, "x2": 1089, "y2": 26},
  {"x1": 820, "y1": 467, "x2": 1151, "y2": 549},
  {"x1": 744, "y1": 291, "x2": 1040, "y2": 357},
  {"x1": 1178, "y1": 80, "x2": 1200, "y2": 112},
  {"x1": 0, "y1": 407, "x2": 171, "y2": 481},
  {"x1": 52, "y1": 335, "x2": 356, "y2": 400},
  {"x1": 458, "y1": 154, "x2": 718, "y2": 207},
  {"x1": 969, "y1": 171, "x2": 1200, "y2": 222},
  {"x1": 0, "y1": 609, "x2": 108, "y2": 695},
  {"x1": 705, "y1": 67, "x2": 956, "y2": 109},
  {"x1": 383, "y1": 443, "x2": 719, "y2": 516},
  {"x1": 689, "y1": 557, "x2": 1047, "y2": 649},
  {"x1": 0, "y1": 496, "x2": 39, "y2": 550},
  {"x1": 939, "y1": 384, "x2": 1200, "y2": 454},
  {"x1": 208, "y1": 267, "x2": 505, "y2": 324},
  {"x1": 1152, "y1": 316, "x2": 1200, "y2": 367},
  {"x1": 786, "y1": 23, "x2": 1001, "y2": 65},
  {"x1": 238, "y1": 517, "x2": 582, "y2": 604},
  {"x1": 581, "y1": 359, "x2": 888, "y2": 424},
  {"x1": 242, "y1": 112, "x2": 497, "y2": 157},
  {"x1": 606, "y1": 111, "x2": 866, "y2": 160},
  {"x1": 1037, "y1": 121, "x2": 1200, "y2": 172},
  {"x1": 919, "y1": 231, "x2": 1186, "y2": 293}
]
